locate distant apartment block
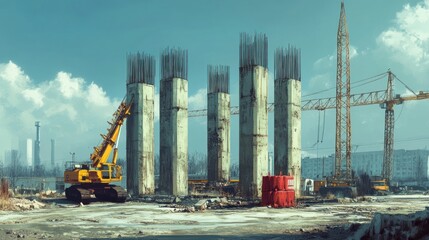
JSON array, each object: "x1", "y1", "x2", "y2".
[{"x1": 302, "y1": 149, "x2": 429, "y2": 184}]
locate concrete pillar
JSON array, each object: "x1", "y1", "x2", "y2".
[
  {"x1": 274, "y1": 46, "x2": 302, "y2": 198},
  {"x1": 159, "y1": 48, "x2": 188, "y2": 196},
  {"x1": 239, "y1": 33, "x2": 269, "y2": 198},
  {"x1": 126, "y1": 53, "x2": 155, "y2": 196},
  {"x1": 207, "y1": 65, "x2": 230, "y2": 182}
]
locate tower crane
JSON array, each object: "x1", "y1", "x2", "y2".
[
  {"x1": 302, "y1": 71, "x2": 429, "y2": 190},
  {"x1": 188, "y1": 1, "x2": 429, "y2": 196},
  {"x1": 188, "y1": 71, "x2": 429, "y2": 191}
]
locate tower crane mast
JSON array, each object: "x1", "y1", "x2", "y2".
[
  {"x1": 382, "y1": 71, "x2": 395, "y2": 184},
  {"x1": 335, "y1": 1, "x2": 352, "y2": 181}
]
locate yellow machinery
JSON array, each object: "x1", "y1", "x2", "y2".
[
  {"x1": 371, "y1": 176, "x2": 389, "y2": 193},
  {"x1": 64, "y1": 99, "x2": 131, "y2": 203},
  {"x1": 319, "y1": 176, "x2": 357, "y2": 198}
]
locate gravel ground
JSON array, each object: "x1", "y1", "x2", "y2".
[{"x1": 0, "y1": 194, "x2": 428, "y2": 239}]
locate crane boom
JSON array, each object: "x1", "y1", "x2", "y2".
[
  {"x1": 64, "y1": 98, "x2": 132, "y2": 203},
  {"x1": 188, "y1": 88, "x2": 419, "y2": 116},
  {"x1": 90, "y1": 99, "x2": 131, "y2": 168}
]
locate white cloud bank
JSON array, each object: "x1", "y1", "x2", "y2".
[
  {"x1": 377, "y1": 0, "x2": 429, "y2": 68},
  {"x1": 188, "y1": 88, "x2": 207, "y2": 110},
  {"x1": 0, "y1": 61, "x2": 219, "y2": 166},
  {"x1": 0, "y1": 61, "x2": 120, "y2": 165}
]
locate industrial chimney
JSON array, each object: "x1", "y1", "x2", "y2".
[
  {"x1": 34, "y1": 121, "x2": 41, "y2": 168},
  {"x1": 51, "y1": 139, "x2": 55, "y2": 167}
]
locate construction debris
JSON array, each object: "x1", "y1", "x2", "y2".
[
  {"x1": 351, "y1": 207, "x2": 429, "y2": 239},
  {"x1": 1, "y1": 198, "x2": 46, "y2": 211},
  {"x1": 194, "y1": 199, "x2": 207, "y2": 210}
]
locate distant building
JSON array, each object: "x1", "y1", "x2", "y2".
[
  {"x1": 19, "y1": 138, "x2": 33, "y2": 167},
  {"x1": 3, "y1": 149, "x2": 19, "y2": 167},
  {"x1": 302, "y1": 149, "x2": 429, "y2": 184},
  {"x1": 4, "y1": 150, "x2": 12, "y2": 166}
]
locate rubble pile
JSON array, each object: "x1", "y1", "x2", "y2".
[
  {"x1": 10, "y1": 198, "x2": 46, "y2": 211},
  {"x1": 37, "y1": 190, "x2": 63, "y2": 198},
  {"x1": 156, "y1": 196, "x2": 253, "y2": 213},
  {"x1": 352, "y1": 207, "x2": 429, "y2": 239}
]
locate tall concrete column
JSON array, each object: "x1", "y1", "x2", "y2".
[
  {"x1": 126, "y1": 52, "x2": 155, "y2": 196},
  {"x1": 274, "y1": 46, "x2": 302, "y2": 198},
  {"x1": 159, "y1": 48, "x2": 188, "y2": 196},
  {"x1": 207, "y1": 65, "x2": 230, "y2": 183},
  {"x1": 239, "y1": 33, "x2": 269, "y2": 198}
]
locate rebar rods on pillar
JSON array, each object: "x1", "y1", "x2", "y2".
[
  {"x1": 274, "y1": 45, "x2": 301, "y2": 81},
  {"x1": 161, "y1": 48, "x2": 188, "y2": 80},
  {"x1": 208, "y1": 65, "x2": 230, "y2": 94},
  {"x1": 127, "y1": 52, "x2": 155, "y2": 85},
  {"x1": 239, "y1": 33, "x2": 268, "y2": 69}
]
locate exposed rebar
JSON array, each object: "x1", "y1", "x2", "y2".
[
  {"x1": 208, "y1": 65, "x2": 230, "y2": 94},
  {"x1": 239, "y1": 32, "x2": 268, "y2": 69},
  {"x1": 161, "y1": 47, "x2": 188, "y2": 80},
  {"x1": 274, "y1": 45, "x2": 301, "y2": 81},
  {"x1": 126, "y1": 52, "x2": 155, "y2": 85}
]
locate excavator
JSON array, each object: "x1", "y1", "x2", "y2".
[{"x1": 64, "y1": 98, "x2": 131, "y2": 203}]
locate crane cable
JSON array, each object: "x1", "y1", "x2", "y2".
[
  {"x1": 312, "y1": 110, "x2": 326, "y2": 147},
  {"x1": 303, "y1": 72, "x2": 388, "y2": 98},
  {"x1": 393, "y1": 74, "x2": 417, "y2": 96},
  {"x1": 351, "y1": 73, "x2": 387, "y2": 90},
  {"x1": 321, "y1": 110, "x2": 326, "y2": 143},
  {"x1": 312, "y1": 111, "x2": 321, "y2": 148}
]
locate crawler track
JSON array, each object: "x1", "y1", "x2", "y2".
[
  {"x1": 65, "y1": 185, "x2": 91, "y2": 203},
  {"x1": 65, "y1": 184, "x2": 127, "y2": 203}
]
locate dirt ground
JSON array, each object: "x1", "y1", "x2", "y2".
[{"x1": 1, "y1": 194, "x2": 429, "y2": 239}]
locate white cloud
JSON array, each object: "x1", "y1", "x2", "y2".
[
  {"x1": 22, "y1": 88, "x2": 44, "y2": 108},
  {"x1": 0, "y1": 60, "x2": 29, "y2": 87},
  {"x1": 56, "y1": 71, "x2": 84, "y2": 99},
  {"x1": 313, "y1": 46, "x2": 359, "y2": 70},
  {"x1": 350, "y1": 46, "x2": 359, "y2": 59},
  {"x1": 377, "y1": 0, "x2": 429, "y2": 67},
  {"x1": 86, "y1": 82, "x2": 110, "y2": 107},
  {"x1": 402, "y1": 89, "x2": 417, "y2": 97},
  {"x1": 313, "y1": 54, "x2": 335, "y2": 70},
  {"x1": 0, "y1": 61, "x2": 120, "y2": 165},
  {"x1": 188, "y1": 88, "x2": 207, "y2": 110},
  {"x1": 303, "y1": 73, "x2": 334, "y2": 99}
]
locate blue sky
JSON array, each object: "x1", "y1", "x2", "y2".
[{"x1": 1, "y1": 0, "x2": 429, "y2": 167}]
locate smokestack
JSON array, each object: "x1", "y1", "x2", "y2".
[
  {"x1": 51, "y1": 139, "x2": 55, "y2": 167},
  {"x1": 34, "y1": 121, "x2": 41, "y2": 167}
]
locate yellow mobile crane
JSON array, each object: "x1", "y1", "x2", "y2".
[{"x1": 64, "y1": 99, "x2": 131, "y2": 203}]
